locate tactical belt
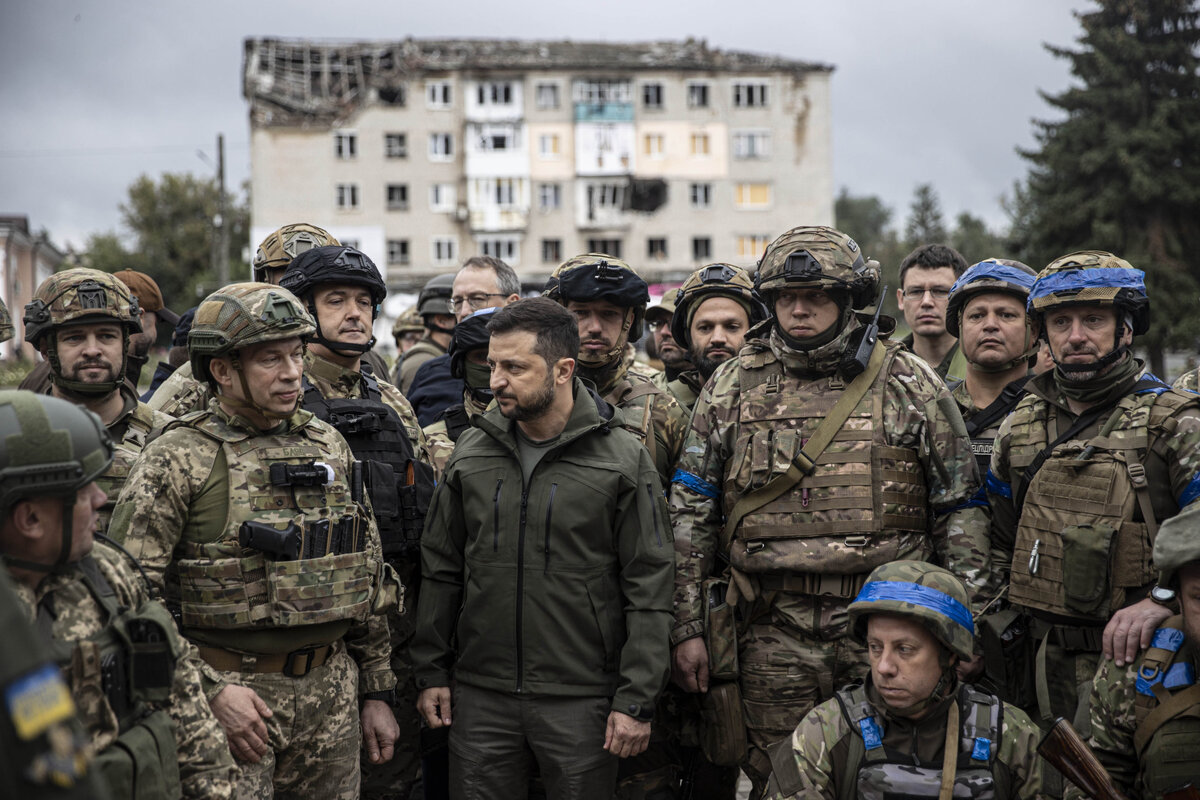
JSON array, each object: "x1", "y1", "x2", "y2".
[
  {"x1": 197, "y1": 643, "x2": 332, "y2": 677},
  {"x1": 757, "y1": 572, "x2": 868, "y2": 600}
]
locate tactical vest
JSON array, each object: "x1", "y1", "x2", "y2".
[
  {"x1": 1006, "y1": 385, "x2": 1192, "y2": 621},
  {"x1": 96, "y1": 403, "x2": 158, "y2": 533},
  {"x1": 1132, "y1": 617, "x2": 1200, "y2": 797},
  {"x1": 956, "y1": 377, "x2": 1029, "y2": 477},
  {"x1": 440, "y1": 404, "x2": 472, "y2": 443},
  {"x1": 170, "y1": 411, "x2": 381, "y2": 630},
  {"x1": 605, "y1": 372, "x2": 662, "y2": 473},
  {"x1": 301, "y1": 373, "x2": 434, "y2": 560},
  {"x1": 727, "y1": 342, "x2": 929, "y2": 577},
  {"x1": 38, "y1": 556, "x2": 183, "y2": 800},
  {"x1": 835, "y1": 682, "x2": 1005, "y2": 800}
]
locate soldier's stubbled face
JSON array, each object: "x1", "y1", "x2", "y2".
[
  {"x1": 212, "y1": 337, "x2": 306, "y2": 422},
  {"x1": 1044, "y1": 306, "x2": 1132, "y2": 379},
  {"x1": 567, "y1": 299, "x2": 631, "y2": 357},
  {"x1": 773, "y1": 288, "x2": 840, "y2": 341},
  {"x1": 1181, "y1": 564, "x2": 1200, "y2": 644},
  {"x1": 488, "y1": 329, "x2": 559, "y2": 422},
  {"x1": 55, "y1": 323, "x2": 123, "y2": 386},
  {"x1": 865, "y1": 613, "x2": 946, "y2": 718},
  {"x1": 960, "y1": 293, "x2": 1029, "y2": 369}
]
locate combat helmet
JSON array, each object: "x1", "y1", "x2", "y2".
[
  {"x1": 417, "y1": 273, "x2": 456, "y2": 331},
  {"x1": 1028, "y1": 251, "x2": 1148, "y2": 372},
  {"x1": 545, "y1": 253, "x2": 650, "y2": 344},
  {"x1": 449, "y1": 307, "x2": 497, "y2": 403},
  {"x1": 1153, "y1": 500, "x2": 1200, "y2": 588},
  {"x1": 848, "y1": 560, "x2": 975, "y2": 662},
  {"x1": 755, "y1": 226, "x2": 879, "y2": 310},
  {"x1": 23, "y1": 268, "x2": 142, "y2": 396},
  {"x1": 252, "y1": 223, "x2": 340, "y2": 282},
  {"x1": 945, "y1": 259, "x2": 1038, "y2": 371},
  {"x1": 0, "y1": 297, "x2": 13, "y2": 344},
  {"x1": 670, "y1": 263, "x2": 769, "y2": 349},
  {"x1": 392, "y1": 306, "x2": 424, "y2": 341},
  {"x1": 0, "y1": 390, "x2": 113, "y2": 572},
  {"x1": 189, "y1": 283, "x2": 315, "y2": 417},
  {"x1": 279, "y1": 245, "x2": 386, "y2": 355}
]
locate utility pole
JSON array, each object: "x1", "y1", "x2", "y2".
[{"x1": 216, "y1": 133, "x2": 230, "y2": 286}]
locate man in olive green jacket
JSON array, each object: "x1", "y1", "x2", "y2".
[{"x1": 412, "y1": 297, "x2": 673, "y2": 800}]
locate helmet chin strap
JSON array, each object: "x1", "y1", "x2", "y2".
[
  {"x1": 308, "y1": 302, "x2": 377, "y2": 356},
  {"x1": 575, "y1": 309, "x2": 634, "y2": 368},
  {"x1": 1048, "y1": 321, "x2": 1130, "y2": 374},
  {"x1": 218, "y1": 355, "x2": 298, "y2": 423},
  {"x1": 46, "y1": 332, "x2": 129, "y2": 397}
]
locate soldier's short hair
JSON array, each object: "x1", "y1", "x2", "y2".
[
  {"x1": 459, "y1": 256, "x2": 522, "y2": 297},
  {"x1": 898, "y1": 244, "x2": 968, "y2": 286},
  {"x1": 488, "y1": 297, "x2": 579, "y2": 368}
]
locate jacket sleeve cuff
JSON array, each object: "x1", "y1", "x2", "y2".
[
  {"x1": 197, "y1": 660, "x2": 229, "y2": 704},
  {"x1": 611, "y1": 693, "x2": 655, "y2": 722},
  {"x1": 357, "y1": 668, "x2": 398, "y2": 696},
  {"x1": 671, "y1": 620, "x2": 705, "y2": 647}
]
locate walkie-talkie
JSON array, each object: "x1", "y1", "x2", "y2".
[{"x1": 841, "y1": 285, "x2": 887, "y2": 380}]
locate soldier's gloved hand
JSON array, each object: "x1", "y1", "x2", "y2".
[
  {"x1": 211, "y1": 684, "x2": 273, "y2": 763},
  {"x1": 1103, "y1": 597, "x2": 1172, "y2": 667},
  {"x1": 417, "y1": 686, "x2": 453, "y2": 728},
  {"x1": 671, "y1": 637, "x2": 710, "y2": 693},
  {"x1": 361, "y1": 699, "x2": 400, "y2": 764},
  {"x1": 603, "y1": 711, "x2": 651, "y2": 758}
]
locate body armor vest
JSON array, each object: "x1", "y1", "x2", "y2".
[
  {"x1": 440, "y1": 404, "x2": 472, "y2": 443},
  {"x1": 301, "y1": 373, "x2": 434, "y2": 560},
  {"x1": 604, "y1": 372, "x2": 663, "y2": 474},
  {"x1": 96, "y1": 403, "x2": 157, "y2": 533},
  {"x1": 1132, "y1": 617, "x2": 1200, "y2": 797},
  {"x1": 38, "y1": 556, "x2": 182, "y2": 800},
  {"x1": 728, "y1": 342, "x2": 929, "y2": 577},
  {"x1": 1006, "y1": 385, "x2": 1192, "y2": 622},
  {"x1": 957, "y1": 377, "x2": 1029, "y2": 476},
  {"x1": 836, "y1": 682, "x2": 1004, "y2": 800},
  {"x1": 170, "y1": 410, "x2": 380, "y2": 630}
]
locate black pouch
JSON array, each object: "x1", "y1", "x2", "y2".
[
  {"x1": 698, "y1": 682, "x2": 747, "y2": 767},
  {"x1": 1061, "y1": 523, "x2": 1116, "y2": 616},
  {"x1": 977, "y1": 609, "x2": 1035, "y2": 709},
  {"x1": 702, "y1": 577, "x2": 738, "y2": 681}
]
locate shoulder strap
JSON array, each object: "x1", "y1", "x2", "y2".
[
  {"x1": 360, "y1": 369, "x2": 382, "y2": 401},
  {"x1": 1012, "y1": 401, "x2": 1116, "y2": 513},
  {"x1": 721, "y1": 340, "x2": 886, "y2": 547},
  {"x1": 1134, "y1": 682, "x2": 1200, "y2": 755},
  {"x1": 965, "y1": 376, "x2": 1031, "y2": 438}
]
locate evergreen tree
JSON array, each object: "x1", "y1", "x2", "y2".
[
  {"x1": 904, "y1": 184, "x2": 948, "y2": 247},
  {"x1": 951, "y1": 212, "x2": 1007, "y2": 265},
  {"x1": 1019, "y1": 0, "x2": 1200, "y2": 372}
]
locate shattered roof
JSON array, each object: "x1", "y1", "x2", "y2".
[{"x1": 244, "y1": 37, "x2": 833, "y2": 127}]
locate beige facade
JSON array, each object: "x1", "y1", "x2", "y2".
[
  {"x1": 243, "y1": 38, "x2": 834, "y2": 290},
  {"x1": 0, "y1": 216, "x2": 65, "y2": 360}
]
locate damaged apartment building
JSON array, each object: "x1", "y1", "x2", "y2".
[{"x1": 243, "y1": 37, "x2": 834, "y2": 288}]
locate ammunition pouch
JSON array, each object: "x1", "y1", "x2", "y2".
[
  {"x1": 94, "y1": 708, "x2": 182, "y2": 800},
  {"x1": 1061, "y1": 523, "x2": 1117, "y2": 617},
  {"x1": 698, "y1": 682, "x2": 747, "y2": 767},
  {"x1": 702, "y1": 577, "x2": 739, "y2": 682}
]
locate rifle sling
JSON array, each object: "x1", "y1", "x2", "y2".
[
  {"x1": 1134, "y1": 682, "x2": 1200, "y2": 756},
  {"x1": 721, "y1": 340, "x2": 885, "y2": 548}
]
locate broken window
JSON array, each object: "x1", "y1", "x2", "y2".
[
  {"x1": 432, "y1": 237, "x2": 457, "y2": 265},
  {"x1": 648, "y1": 238, "x2": 668, "y2": 260},
  {"x1": 385, "y1": 133, "x2": 407, "y2": 158},
  {"x1": 427, "y1": 81, "x2": 452, "y2": 108},
  {"x1": 542, "y1": 239, "x2": 562, "y2": 263},
  {"x1": 643, "y1": 83, "x2": 663, "y2": 109}
]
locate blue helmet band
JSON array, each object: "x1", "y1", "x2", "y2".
[
  {"x1": 853, "y1": 580, "x2": 975, "y2": 637},
  {"x1": 1028, "y1": 267, "x2": 1146, "y2": 310},
  {"x1": 951, "y1": 262, "x2": 1036, "y2": 296}
]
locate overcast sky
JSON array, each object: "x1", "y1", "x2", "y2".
[{"x1": 1, "y1": 0, "x2": 1090, "y2": 254}]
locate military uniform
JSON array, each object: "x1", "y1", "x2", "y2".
[
  {"x1": 423, "y1": 390, "x2": 489, "y2": 476},
  {"x1": 91, "y1": 385, "x2": 169, "y2": 532},
  {"x1": 900, "y1": 333, "x2": 970, "y2": 383},
  {"x1": 1070, "y1": 618, "x2": 1199, "y2": 800},
  {"x1": 1173, "y1": 367, "x2": 1200, "y2": 393},
  {"x1": 16, "y1": 543, "x2": 237, "y2": 799},
  {"x1": 146, "y1": 361, "x2": 211, "y2": 418},
  {"x1": 763, "y1": 682, "x2": 1046, "y2": 800},
  {"x1": 395, "y1": 334, "x2": 445, "y2": 394},
  {"x1": 666, "y1": 371, "x2": 703, "y2": 413},
  {"x1": 951, "y1": 377, "x2": 1031, "y2": 478}
]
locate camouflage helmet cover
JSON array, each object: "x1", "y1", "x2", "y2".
[
  {"x1": 1027, "y1": 251, "x2": 1149, "y2": 335},
  {"x1": 847, "y1": 560, "x2": 975, "y2": 661},
  {"x1": 23, "y1": 268, "x2": 142, "y2": 346},
  {"x1": 545, "y1": 254, "x2": 650, "y2": 340},
  {"x1": 756, "y1": 226, "x2": 879, "y2": 309},
  {"x1": 670, "y1": 263, "x2": 769, "y2": 349},
  {"x1": 945, "y1": 258, "x2": 1037, "y2": 339},
  {"x1": 0, "y1": 390, "x2": 113, "y2": 515},
  {"x1": 392, "y1": 306, "x2": 425, "y2": 338},
  {"x1": 188, "y1": 283, "x2": 316, "y2": 383},
  {"x1": 252, "y1": 223, "x2": 340, "y2": 279},
  {"x1": 0, "y1": 297, "x2": 13, "y2": 344},
  {"x1": 1153, "y1": 500, "x2": 1200, "y2": 587}
]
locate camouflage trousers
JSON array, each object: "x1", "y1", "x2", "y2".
[
  {"x1": 225, "y1": 642, "x2": 362, "y2": 800},
  {"x1": 738, "y1": 594, "x2": 867, "y2": 797},
  {"x1": 361, "y1": 561, "x2": 421, "y2": 800}
]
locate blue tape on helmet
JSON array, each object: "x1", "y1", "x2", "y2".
[
  {"x1": 951, "y1": 262, "x2": 1036, "y2": 296},
  {"x1": 853, "y1": 580, "x2": 975, "y2": 637},
  {"x1": 1028, "y1": 267, "x2": 1146, "y2": 308}
]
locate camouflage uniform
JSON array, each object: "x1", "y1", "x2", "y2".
[
  {"x1": 145, "y1": 360, "x2": 210, "y2": 417},
  {"x1": 110, "y1": 285, "x2": 400, "y2": 800},
  {"x1": 762, "y1": 687, "x2": 1046, "y2": 800},
  {"x1": 764, "y1": 561, "x2": 1045, "y2": 800},
  {"x1": 423, "y1": 390, "x2": 489, "y2": 477},
  {"x1": 1173, "y1": 366, "x2": 1200, "y2": 393},
  {"x1": 666, "y1": 372, "x2": 702, "y2": 413},
  {"x1": 671, "y1": 228, "x2": 988, "y2": 793},
  {"x1": 985, "y1": 255, "x2": 1200, "y2": 732},
  {"x1": 15, "y1": 543, "x2": 238, "y2": 799}
]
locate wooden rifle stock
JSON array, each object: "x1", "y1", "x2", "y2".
[{"x1": 1036, "y1": 717, "x2": 1128, "y2": 800}]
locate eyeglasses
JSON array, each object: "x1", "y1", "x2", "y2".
[
  {"x1": 450, "y1": 292, "x2": 507, "y2": 311},
  {"x1": 901, "y1": 286, "x2": 952, "y2": 300}
]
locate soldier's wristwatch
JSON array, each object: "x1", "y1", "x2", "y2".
[{"x1": 1149, "y1": 585, "x2": 1176, "y2": 606}]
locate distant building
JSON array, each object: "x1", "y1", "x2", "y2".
[
  {"x1": 0, "y1": 216, "x2": 65, "y2": 359},
  {"x1": 242, "y1": 37, "x2": 834, "y2": 289}
]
